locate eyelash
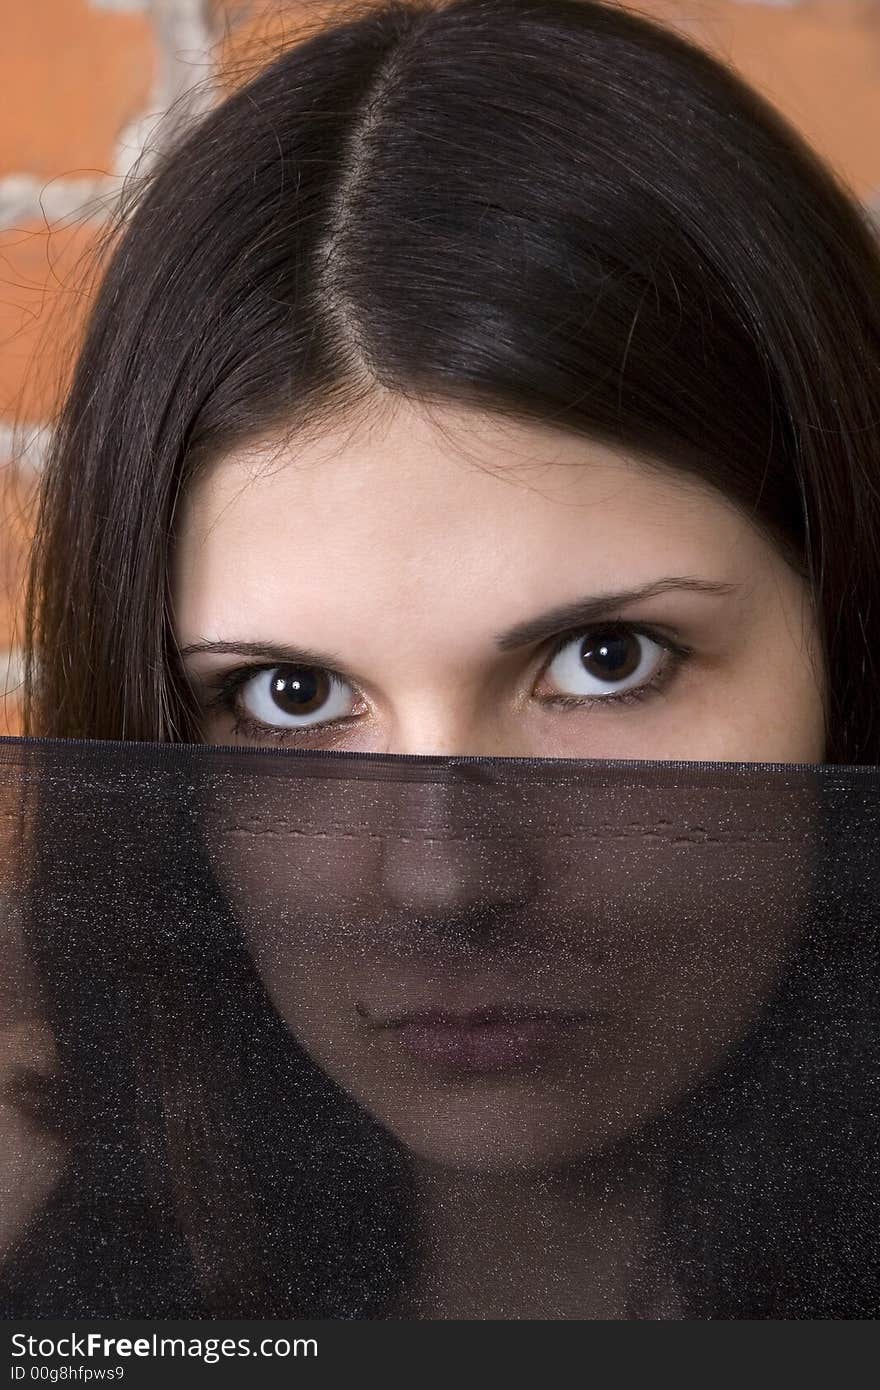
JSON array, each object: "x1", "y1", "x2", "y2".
[{"x1": 200, "y1": 623, "x2": 694, "y2": 747}]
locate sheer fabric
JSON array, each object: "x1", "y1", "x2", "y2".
[{"x1": 0, "y1": 736, "x2": 877, "y2": 1318}]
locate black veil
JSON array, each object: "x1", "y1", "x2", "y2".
[{"x1": 0, "y1": 736, "x2": 877, "y2": 1318}]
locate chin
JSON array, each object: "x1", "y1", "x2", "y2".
[{"x1": 342, "y1": 1083, "x2": 651, "y2": 1173}]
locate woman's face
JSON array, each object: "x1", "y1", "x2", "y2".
[{"x1": 170, "y1": 398, "x2": 827, "y2": 1171}]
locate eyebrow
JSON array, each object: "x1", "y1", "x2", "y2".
[
  {"x1": 493, "y1": 576, "x2": 741, "y2": 650},
  {"x1": 177, "y1": 577, "x2": 740, "y2": 671}
]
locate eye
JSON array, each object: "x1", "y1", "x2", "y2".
[
  {"x1": 210, "y1": 665, "x2": 362, "y2": 744},
  {"x1": 537, "y1": 624, "x2": 691, "y2": 710}
]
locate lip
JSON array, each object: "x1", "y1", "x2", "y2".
[{"x1": 372, "y1": 1006, "x2": 611, "y2": 1073}]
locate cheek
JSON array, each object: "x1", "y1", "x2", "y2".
[
  {"x1": 708, "y1": 610, "x2": 827, "y2": 764},
  {"x1": 638, "y1": 678, "x2": 826, "y2": 767}
]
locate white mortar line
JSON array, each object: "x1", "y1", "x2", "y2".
[
  {"x1": 0, "y1": 422, "x2": 52, "y2": 474},
  {"x1": 113, "y1": 0, "x2": 220, "y2": 180},
  {"x1": 0, "y1": 649, "x2": 25, "y2": 702},
  {"x1": 0, "y1": 172, "x2": 126, "y2": 229},
  {"x1": 89, "y1": 1, "x2": 149, "y2": 11}
]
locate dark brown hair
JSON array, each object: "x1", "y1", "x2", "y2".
[{"x1": 5, "y1": 0, "x2": 880, "y2": 1317}]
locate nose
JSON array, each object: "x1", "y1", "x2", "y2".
[
  {"x1": 381, "y1": 696, "x2": 533, "y2": 762},
  {"x1": 377, "y1": 763, "x2": 541, "y2": 931}
]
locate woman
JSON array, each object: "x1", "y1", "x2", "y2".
[{"x1": 1, "y1": 0, "x2": 879, "y2": 1317}]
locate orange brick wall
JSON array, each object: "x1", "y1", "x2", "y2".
[{"x1": 2, "y1": 0, "x2": 880, "y2": 737}]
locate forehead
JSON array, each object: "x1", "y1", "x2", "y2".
[{"x1": 172, "y1": 400, "x2": 756, "y2": 596}]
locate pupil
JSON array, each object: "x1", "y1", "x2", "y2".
[
  {"x1": 581, "y1": 629, "x2": 639, "y2": 683},
  {"x1": 272, "y1": 667, "x2": 327, "y2": 715}
]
